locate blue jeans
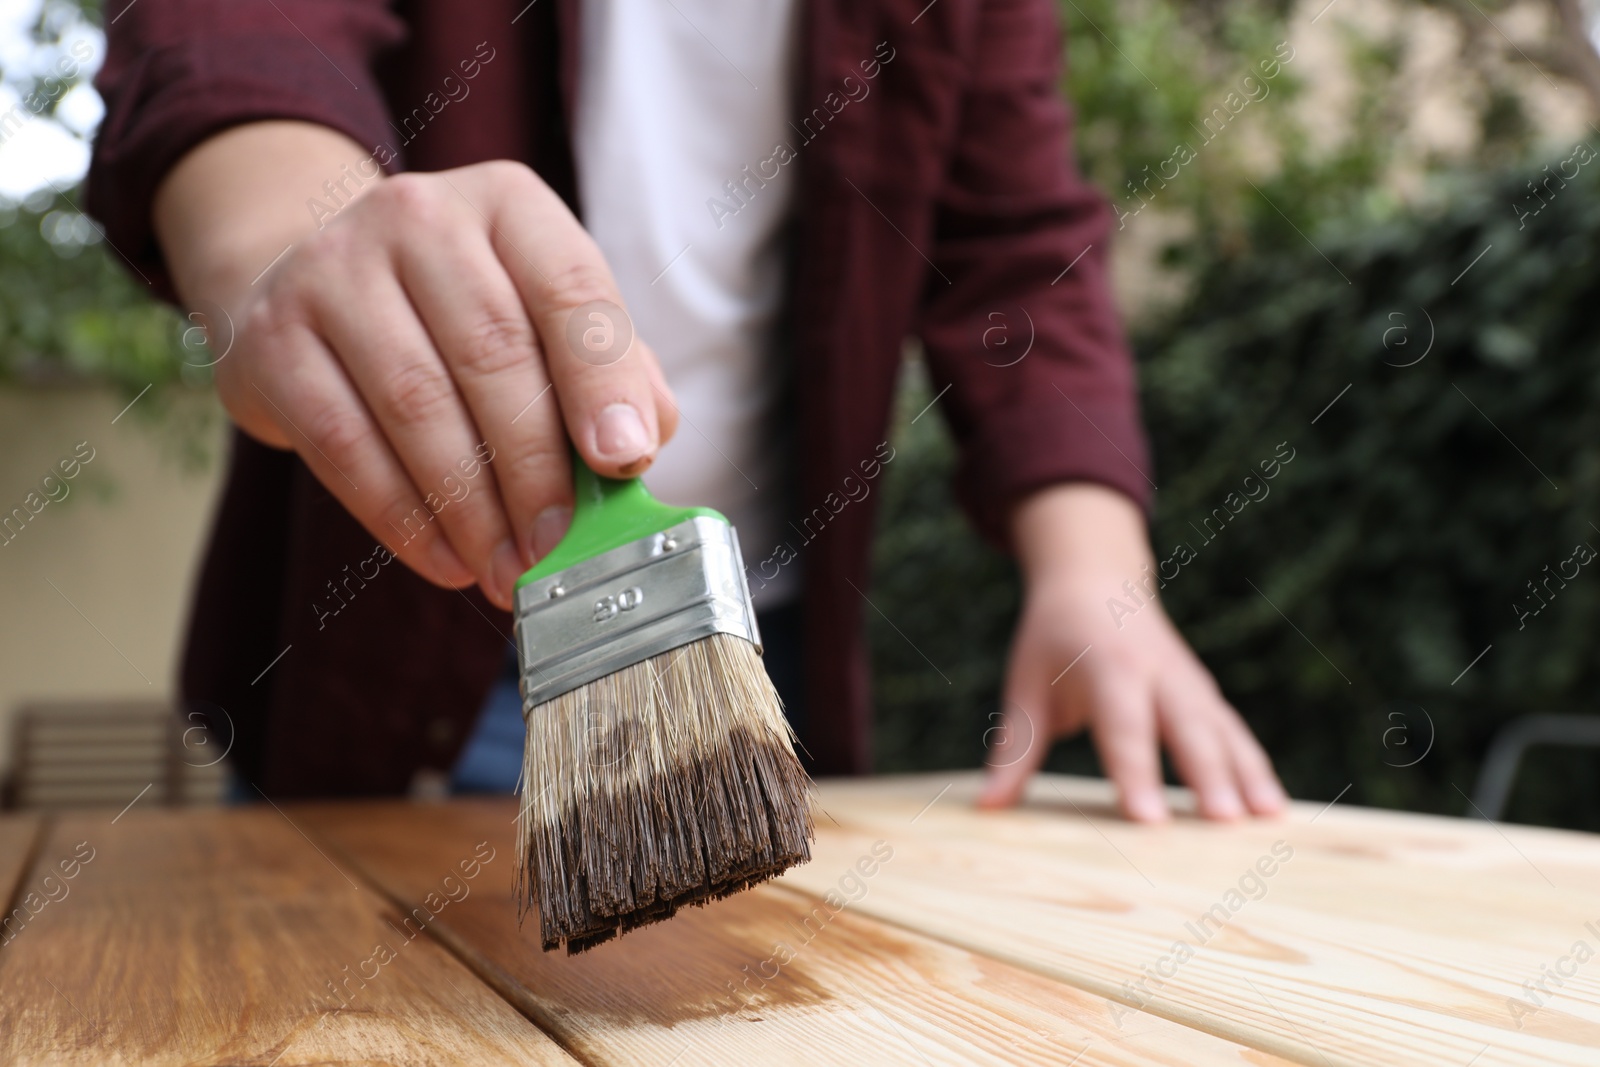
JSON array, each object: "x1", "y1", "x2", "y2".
[{"x1": 450, "y1": 601, "x2": 806, "y2": 794}]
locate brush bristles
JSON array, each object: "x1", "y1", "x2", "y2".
[{"x1": 515, "y1": 632, "x2": 815, "y2": 954}]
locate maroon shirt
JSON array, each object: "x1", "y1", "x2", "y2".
[{"x1": 89, "y1": 0, "x2": 1150, "y2": 793}]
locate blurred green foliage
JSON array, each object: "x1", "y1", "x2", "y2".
[
  {"x1": 0, "y1": 0, "x2": 218, "y2": 466},
  {"x1": 1061, "y1": 0, "x2": 1554, "y2": 281},
  {"x1": 1137, "y1": 161, "x2": 1600, "y2": 830},
  {"x1": 869, "y1": 0, "x2": 1600, "y2": 831},
  {"x1": 0, "y1": 195, "x2": 188, "y2": 390}
]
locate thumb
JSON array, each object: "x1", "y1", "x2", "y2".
[
  {"x1": 645, "y1": 357, "x2": 681, "y2": 447},
  {"x1": 978, "y1": 675, "x2": 1054, "y2": 809}
]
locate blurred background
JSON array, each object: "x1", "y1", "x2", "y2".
[{"x1": 4, "y1": 0, "x2": 1600, "y2": 826}]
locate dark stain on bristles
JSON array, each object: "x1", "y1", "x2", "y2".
[{"x1": 516, "y1": 632, "x2": 816, "y2": 955}]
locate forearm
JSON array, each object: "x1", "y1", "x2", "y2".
[
  {"x1": 152, "y1": 120, "x2": 380, "y2": 311},
  {"x1": 1010, "y1": 482, "x2": 1154, "y2": 590}
]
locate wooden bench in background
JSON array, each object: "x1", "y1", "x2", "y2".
[{"x1": 1, "y1": 702, "x2": 226, "y2": 810}]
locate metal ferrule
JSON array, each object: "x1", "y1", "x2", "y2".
[{"x1": 513, "y1": 516, "x2": 762, "y2": 713}]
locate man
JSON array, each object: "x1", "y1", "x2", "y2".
[{"x1": 88, "y1": 0, "x2": 1285, "y2": 821}]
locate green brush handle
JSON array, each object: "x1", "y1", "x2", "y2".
[{"x1": 515, "y1": 455, "x2": 726, "y2": 588}]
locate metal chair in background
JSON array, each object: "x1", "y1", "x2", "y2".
[{"x1": 1470, "y1": 713, "x2": 1600, "y2": 821}]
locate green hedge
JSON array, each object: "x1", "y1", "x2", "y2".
[{"x1": 869, "y1": 161, "x2": 1600, "y2": 831}]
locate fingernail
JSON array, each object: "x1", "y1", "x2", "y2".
[
  {"x1": 594, "y1": 402, "x2": 651, "y2": 461},
  {"x1": 1203, "y1": 788, "x2": 1244, "y2": 820},
  {"x1": 1246, "y1": 781, "x2": 1288, "y2": 813},
  {"x1": 490, "y1": 540, "x2": 525, "y2": 608},
  {"x1": 532, "y1": 505, "x2": 572, "y2": 560},
  {"x1": 427, "y1": 538, "x2": 474, "y2": 586},
  {"x1": 1125, "y1": 789, "x2": 1168, "y2": 822}
]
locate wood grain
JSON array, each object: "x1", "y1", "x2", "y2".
[
  {"x1": 0, "y1": 806, "x2": 577, "y2": 1066},
  {"x1": 810, "y1": 774, "x2": 1600, "y2": 954},
  {"x1": 784, "y1": 773, "x2": 1600, "y2": 1067},
  {"x1": 298, "y1": 798, "x2": 1299, "y2": 1067}
]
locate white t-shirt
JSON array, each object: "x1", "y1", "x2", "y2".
[{"x1": 573, "y1": 0, "x2": 801, "y2": 609}]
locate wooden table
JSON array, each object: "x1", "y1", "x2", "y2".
[{"x1": 1, "y1": 773, "x2": 1597, "y2": 1065}]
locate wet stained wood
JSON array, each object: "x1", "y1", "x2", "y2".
[
  {"x1": 0, "y1": 807, "x2": 577, "y2": 1066},
  {"x1": 297, "y1": 798, "x2": 1299, "y2": 1067},
  {"x1": 783, "y1": 773, "x2": 1600, "y2": 1067}
]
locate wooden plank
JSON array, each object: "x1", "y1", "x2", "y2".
[
  {"x1": 0, "y1": 807, "x2": 578, "y2": 1066},
  {"x1": 782, "y1": 773, "x2": 1600, "y2": 1067},
  {"x1": 811, "y1": 774, "x2": 1600, "y2": 952},
  {"x1": 298, "y1": 798, "x2": 1299, "y2": 1067}
]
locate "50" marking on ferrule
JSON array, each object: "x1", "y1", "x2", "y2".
[{"x1": 593, "y1": 586, "x2": 644, "y2": 623}]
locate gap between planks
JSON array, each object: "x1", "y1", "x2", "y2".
[
  {"x1": 0, "y1": 808, "x2": 577, "y2": 1066},
  {"x1": 759, "y1": 874, "x2": 1330, "y2": 1067},
  {"x1": 296, "y1": 799, "x2": 1304, "y2": 1067},
  {"x1": 796, "y1": 775, "x2": 1594, "y2": 1067},
  {"x1": 779, "y1": 777, "x2": 1351, "y2": 1067},
  {"x1": 301, "y1": 818, "x2": 605, "y2": 1067}
]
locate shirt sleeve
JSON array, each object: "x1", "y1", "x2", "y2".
[
  {"x1": 87, "y1": 0, "x2": 407, "y2": 300},
  {"x1": 913, "y1": 0, "x2": 1153, "y2": 548}
]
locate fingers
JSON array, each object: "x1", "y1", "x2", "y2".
[
  {"x1": 215, "y1": 305, "x2": 293, "y2": 450},
  {"x1": 221, "y1": 162, "x2": 692, "y2": 612},
  {"x1": 215, "y1": 367, "x2": 292, "y2": 451},
  {"x1": 394, "y1": 218, "x2": 575, "y2": 570},
  {"x1": 1153, "y1": 674, "x2": 1244, "y2": 820},
  {"x1": 477, "y1": 163, "x2": 676, "y2": 478},
  {"x1": 1222, "y1": 712, "x2": 1289, "y2": 816},
  {"x1": 240, "y1": 320, "x2": 476, "y2": 591},
  {"x1": 643, "y1": 348, "x2": 682, "y2": 445},
  {"x1": 305, "y1": 242, "x2": 525, "y2": 610},
  {"x1": 1155, "y1": 671, "x2": 1287, "y2": 820},
  {"x1": 1088, "y1": 669, "x2": 1170, "y2": 823},
  {"x1": 978, "y1": 659, "x2": 1054, "y2": 809}
]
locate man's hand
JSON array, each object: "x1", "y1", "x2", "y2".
[
  {"x1": 154, "y1": 121, "x2": 678, "y2": 611},
  {"x1": 978, "y1": 483, "x2": 1287, "y2": 821}
]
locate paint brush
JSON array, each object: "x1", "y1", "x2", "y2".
[{"x1": 512, "y1": 457, "x2": 814, "y2": 953}]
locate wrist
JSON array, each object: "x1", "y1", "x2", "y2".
[
  {"x1": 1010, "y1": 482, "x2": 1155, "y2": 590},
  {"x1": 153, "y1": 120, "x2": 379, "y2": 310}
]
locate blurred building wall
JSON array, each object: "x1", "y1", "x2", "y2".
[{"x1": 0, "y1": 386, "x2": 227, "y2": 775}]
